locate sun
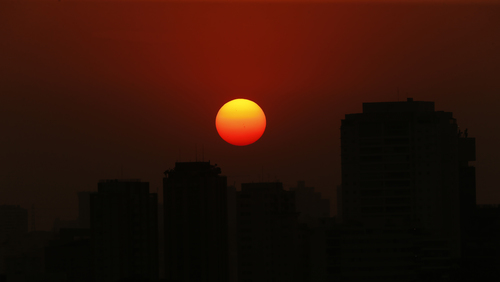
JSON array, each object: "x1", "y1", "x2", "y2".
[{"x1": 216, "y1": 99, "x2": 266, "y2": 146}]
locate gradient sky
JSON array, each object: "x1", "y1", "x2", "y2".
[{"x1": 1, "y1": 1, "x2": 499, "y2": 230}]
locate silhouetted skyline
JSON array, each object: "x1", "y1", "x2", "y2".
[
  {"x1": 2, "y1": 0, "x2": 500, "y2": 280},
  {"x1": 2, "y1": 96, "x2": 500, "y2": 281},
  {"x1": 1, "y1": 1, "x2": 499, "y2": 231}
]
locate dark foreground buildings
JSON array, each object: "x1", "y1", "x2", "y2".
[
  {"x1": 236, "y1": 182, "x2": 299, "y2": 282},
  {"x1": 337, "y1": 98, "x2": 476, "y2": 281},
  {"x1": 163, "y1": 162, "x2": 229, "y2": 282},
  {"x1": 3, "y1": 99, "x2": 497, "y2": 282},
  {"x1": 90, "y1": 179, "x2": 158, "y2": 282}
]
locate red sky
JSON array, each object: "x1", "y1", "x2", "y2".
[{"x1": 1, "y1": 1, "x2": 499, "y2": 230}]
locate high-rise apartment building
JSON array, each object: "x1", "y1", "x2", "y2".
[
  {"x1": 237, "y1": 182, "x2": 299, "y2": 282},
  {"x1": 338, "y1": 98, "x2": 475, "y2": 280},
  {"x1": 163, "y1": 162, "x2": 228, "y2": 282},
  {"x1": 90, "y1": 179, "x2": 158, "y2": 282}
]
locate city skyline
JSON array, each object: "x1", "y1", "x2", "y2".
[
  {"x1": 0, "y1": 97, "x2": 496, "y2": 281},
  {"x1": 1, "y1": 1, "x2": 499, "y2": 232}
]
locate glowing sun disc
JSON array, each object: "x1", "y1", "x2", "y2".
[{"x1": 216, "y1": 99, "x2": 266, "y2": 146}]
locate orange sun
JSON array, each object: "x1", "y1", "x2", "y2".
[{"x1": 216, "y1": 99, "x2": 266, "y2": 146}]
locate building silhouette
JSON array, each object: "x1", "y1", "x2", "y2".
[
  {"x1": 290, "y1": 181, "x2": 330, "y2": 224},
  {"x1": 0, "y1": 205, "x2": 29, "y2": 276},
  {"x1": 236, "y1": 182, "x2": 299, "y2": 282},
  {"x1": 77, "y1": 191, "x2": 91, "y2": 229},
  {"x1": 163, "y1": 162, "x2": 228, "y2": 282},
  {"x1": 338, "y1": 98, "x2": 476, "y2": 281},
  {"x1": 90, "y1": 179, "x2": 158, "y2": 282},
  {"x1": 45, "y1": 228, "x2": 92, "y2": 282},
  {"x1": 2, "y1": 230, "x2": 55, "y2": 281},
  {"x1": 459, "y1": 204, "x2": 500, "y2": 280},
  {"x1": 227, "y1": 184, "x2": 238, "y2": 282},
  {"x1": 287, "y1": 182, "x2": 332, "y2": 282}
]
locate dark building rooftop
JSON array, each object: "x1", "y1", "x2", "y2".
[
  {"x1": 164, "y1": 161, "x2": 222, "y2": 178},
  {"x1": 241, "y1": 182, "x2": 284, "y2": 192},
  {"x1": 98, "y1": 179, "x2": 141, "y2": 183},
  {"x1": 362, "y1": 98, "x2": 435, "y2": 113},
  {"x1": 96, "y1": 179, "x2": 149, "y2": 194}
]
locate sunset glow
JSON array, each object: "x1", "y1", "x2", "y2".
[{"x1": 216, "y1": 99, "x2": 266, "y2": 146}]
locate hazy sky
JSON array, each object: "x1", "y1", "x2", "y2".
[{"x1": 1, "y1": 1, "x2": 499, "y2": 230}]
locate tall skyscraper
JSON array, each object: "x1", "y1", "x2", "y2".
[
  {"x1": 90, "y1": 179, "x2": 158, "y2": 282},
  {"x1": 163, "y1": 162, "x2": 228, "y2": 282},
  {"x1": 237, "y1": 182, "x2": 299, "y2": 282},
  {"x1": 338, "y1": 98, "x2": 475, "y2": 279}
]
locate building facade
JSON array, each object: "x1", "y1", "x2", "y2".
[
  {"x1": 90, "y1": 179, "x2": 158, "y2": 282},
  {"x1": 237, "y1": 182, "x2": 299, "y2": 282},
  {"x1": 163, "y1": 162, "x2": 228, "y2": 282},
  {"x1": 338, "y1": 98, "x2": 475, "y2": 280}
]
